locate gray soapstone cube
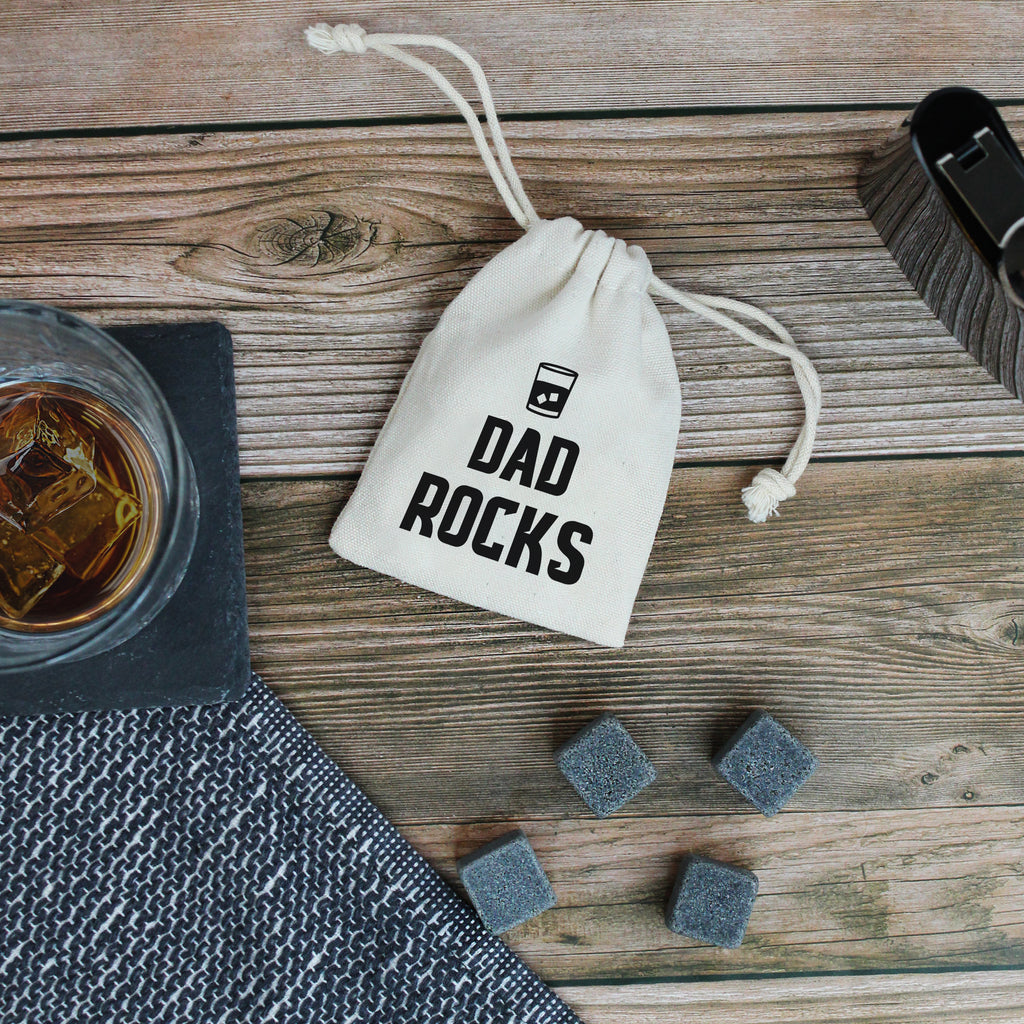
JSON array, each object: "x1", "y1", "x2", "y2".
[
  {"x1": 665, "y1": 854, "x2": 759, "y2": 948},
  {"x1": 555, "y1": 713, "x2": 657, "y2": 818},
  {"x1": 456, "y1": 830, "x2": 556, "y2": 934},
  {"x1": 711, "y1": 710, "x2": 817, "y2": 816}
]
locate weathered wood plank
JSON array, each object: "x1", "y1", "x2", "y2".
[
  {"x1": 405, "y1": 807, "x2": 1024, "y2": 979},
  {"x1": 2, "y1": 112, "x2": 1023, "y2": 475},
  {"x1": 242, "y1": 457, "x2": 1024, "y2": 824},
  {"x1": 1, "y1": 2, "x2": 1023, "y2": 131},
  {"x1": 554, "y1": 968, "x2": 1024, "y2": 1022}
]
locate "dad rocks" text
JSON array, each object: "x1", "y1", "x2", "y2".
[{"x1": 399, "y1": 415, "x2": 593, "y2": 585}]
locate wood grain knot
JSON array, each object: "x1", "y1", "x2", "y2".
[
  {"x1": 174, "y1": 201, "x2": 406, "y2": 292},
  {"x1": 253, "y1": 210, "x2": 382, "y2": 269}
]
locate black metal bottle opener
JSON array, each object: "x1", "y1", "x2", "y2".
[{"x1": 860, "y1": 87, "x2": 1024, "y2": 399}]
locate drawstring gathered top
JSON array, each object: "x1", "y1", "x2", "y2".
[{"x1": 306, "y1": 22, "x2": 822, "y2": 522}]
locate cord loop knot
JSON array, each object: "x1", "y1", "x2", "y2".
[
  {"x1": 741, "y1": 467, "x2": 798, "y2": 523},
  {"x1": 305, "y1": 22, "x2": 368, "y2": 55}
]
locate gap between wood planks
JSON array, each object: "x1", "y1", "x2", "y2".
[
  {"x1": 2, "y1": 94, "x2": 1022, "y2": 147},
  {"x1": 0, "y1": 100, "x2": 980, "y2": 146}
]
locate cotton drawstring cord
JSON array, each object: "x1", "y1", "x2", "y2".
[
  {"x1": 646, "y1": 278, "x2": 821, "y2": 520},
  {"x1": 305, "y1": 22, "x2": 822, "y2": 522},
  {"x1": 305, "y1": 23, "x2": 538, "y2": 229}
]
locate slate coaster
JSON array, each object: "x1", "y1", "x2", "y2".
[{"x1": 0, "y1": 322, "x2": 250, "y2": 715}]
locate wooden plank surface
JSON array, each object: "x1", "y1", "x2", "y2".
[
  {"x1": 407, "y1": 807, "x2": 1024, "y2": 978},
  {"x1": 2, "y1": 2, "x2": 1023, "y2": 131},
  {"x1": 554, "y1": 969, "x2": 1024, "y2": 1022},
  {"x1": 6, "y1": 6, "x2": 1024, "y2": 1014},
  {"x1": 242, "y1": 456, "x2": 1024, "y2": 824},
  {"x1": 2, "y1": 111, "x2": 1023, "y2": 476}
]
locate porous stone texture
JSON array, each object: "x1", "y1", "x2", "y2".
[
  {"x1": 456, "y1": 830, "x2": 556, "y2": 935},
  {"x1": 711, "y1": 710, "x2": 817, "y2": 816},
  {"x1": 555, "y1": 713, "x2": 657, "y2": 818},
  {"x1": 665, "y1": 854, "x2": 759, "y2": 948}
]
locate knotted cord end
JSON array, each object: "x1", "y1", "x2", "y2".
[
  {"x1": 741, "y1": 467, "x2": 797, "y2": 523},
  {"x1": 305, "y1": 22, "x2": 368, "y2": 55}
]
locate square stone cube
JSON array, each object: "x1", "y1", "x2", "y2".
[
  {"x1": 665, "y1": 854, "x2": 758, "y2": 948},
  {"x1": 711, "y1": 710, "x2": 817, "y2": 816},
  {"x1": 555, "y1": 713, "x2": 656, "y2": 818},
  {"x1": 456, "y1": 830, "x2": 556, "y2": 934}
]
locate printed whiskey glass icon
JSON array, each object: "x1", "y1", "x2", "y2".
[
  {"x1": 0, "y1": 303, "x2": 198, "y2": 670},
  {"x1": 527, "y1": 362, "x2": 578, "y2": 419}
]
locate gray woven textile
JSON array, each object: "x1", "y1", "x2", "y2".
[{"x1": 0, "y1": 675, "x2": 579, "y2": 1024}]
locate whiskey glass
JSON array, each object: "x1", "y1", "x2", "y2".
[{"x1": 0, "y1": 302, "x2": 198, "y2": 670}]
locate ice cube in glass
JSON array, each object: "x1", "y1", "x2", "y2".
[
  {"x1": 0, "y1": 518, "x2": 64, "y2": 619},
  {"x1": 0, "y1": 395, "x2": 97, "y2": 531},
  {"x1": 32, "y1": 473, "x2": 141, "y2": 580}
]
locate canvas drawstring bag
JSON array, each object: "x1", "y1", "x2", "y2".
[{"x1": 307, "y1": 23, "x2": 822, "y2": 647}]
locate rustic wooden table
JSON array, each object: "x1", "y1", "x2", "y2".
[{"x1": 4, "y1": 3, "x2": 1024, "y2": 1020}]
